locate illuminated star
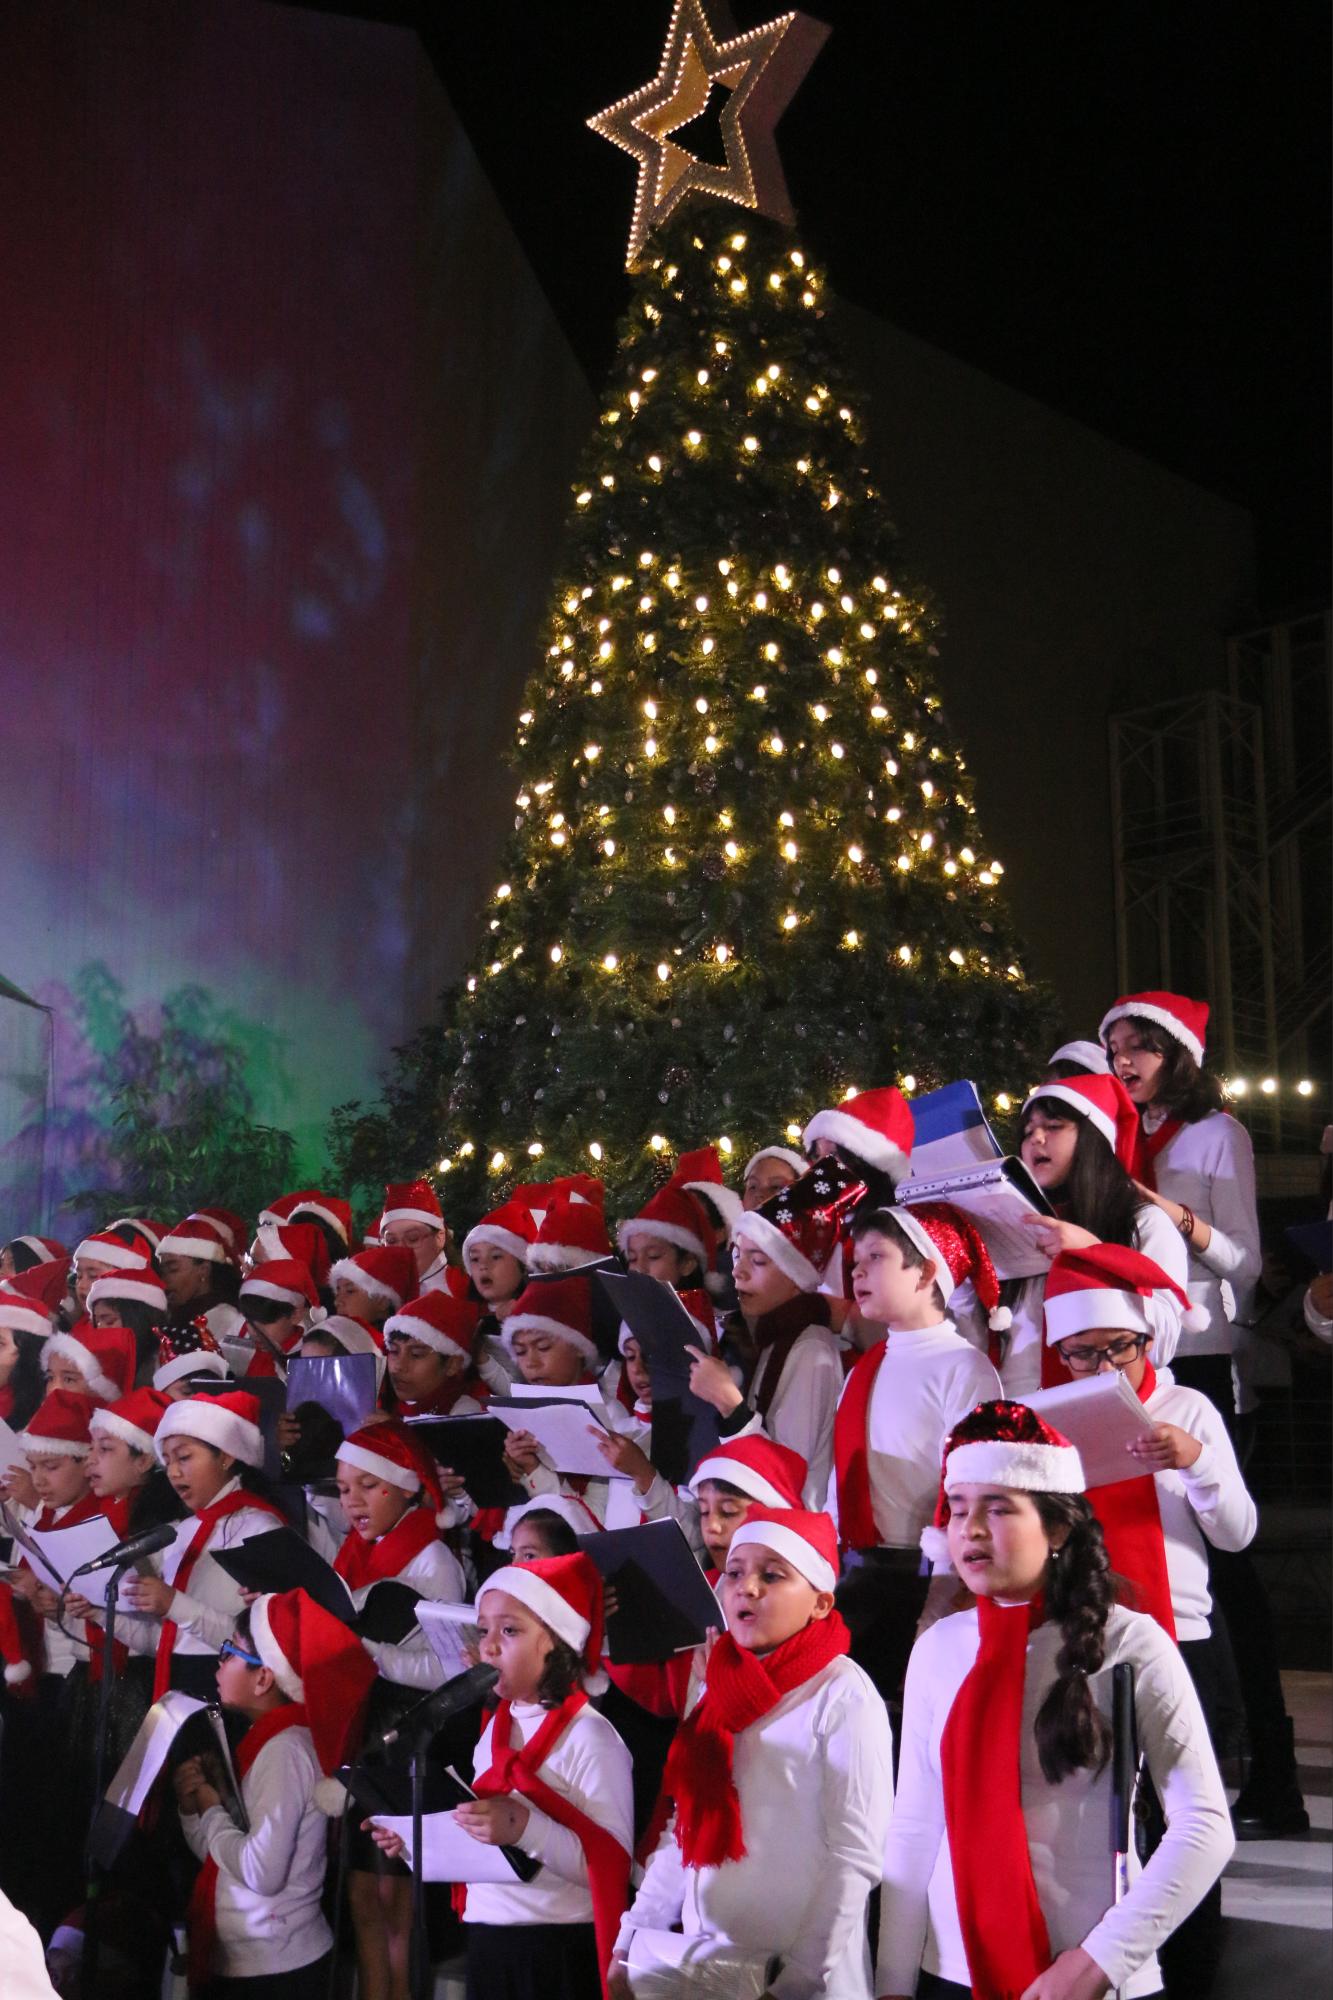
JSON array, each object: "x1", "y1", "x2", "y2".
[{"x1": 588, "y1": 0, "x2": 829, "y2": 267}]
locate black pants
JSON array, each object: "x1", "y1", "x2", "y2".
[
  {"x1": 916, "y1": 1974, "x2": 971, "y2": 1999},
  {"x1": 465, "y1": 1921, "x2": 600, "y2": 2000},
  {"x1": 835, "y1": 1557, "x2": 929, "y2": 1709},
  {"x1": 199, "y1": 1957, "x2": 331, "y2": 2000}
]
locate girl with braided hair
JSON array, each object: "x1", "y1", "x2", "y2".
[{"x1": 877, "y1": 1401, "x2": 1233, "y2": 2000}]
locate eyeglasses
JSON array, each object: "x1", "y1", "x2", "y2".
[
  {"x1": 219, "y1": 1639, "x2": 263, "y2": 1668},
  {"x1": 1059, "y1": 1334, "x2": 1149, "y2": 1374}
]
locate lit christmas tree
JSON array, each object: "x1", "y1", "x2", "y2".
[{"x1": 333, "y1": 3, "x2": 1054, "y2": 1219}]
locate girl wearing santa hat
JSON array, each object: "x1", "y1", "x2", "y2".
[
  {"x1": 373, "y1": 1551, "x2": 634, "y2": 2000},
  {"x1": 68, "y1": 1227, "x2": 155, "y2": 1321},
  {"x1": 613, "y1": 1506, "x2": 893, "y2": 2000},
  {"x1": 878, "y1": 1400, "x2": 1234, "y2": 2000},
  {"x1": 0, "y1": 1269, "x2": 58, "y2": 1434},
  {"x1": 329, "y1": 1245, "x2": 419, "y2": 1334},
  {"x1": 41, "y1": 1320, "x2": 138, "y2": 1406},
  {"x1": 156, "y1": 1215, "x2": 247, "y2": 1345},
  {"x1": 85, "y1": 1261, "x2": 170, "y2": 1386}
]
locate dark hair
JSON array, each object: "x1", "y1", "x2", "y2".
[
  {"x1": 3, "y1": 1240, "x2": 46, "y2": 1275},
  {"x1": 512, "y1": 1509, "x2": 580, "y2": 1557},
  {"x1": 692, "y1": 1475, "x2": 747, "y2": 1500},
  {"x1": 89, "y1": 1297, "x2": 162, "y2": 1383},
  {"x1": 288, "y1": 1210, "x2": 349, "y2": 1272},
  {"x1": 1043, "y1": 1058, "x2": 1098, "y2": 1081},
  {"x1": 239, "y1": 1294, "x2": 296, "y2": 1328},
  {"x1": 233, "y1": 1608, "x2": 254, "y2": 1649},
  {"x1": 1030, "y1": 1493, "x2": 1116, "y2": 1784},
  {"x1": 849, "y1": 1208, "x2": 947, "y2": 1313},
  {"x1": 838, "y1": 1152, "x2": 898, "y2": 1209},
  {"x1": 536, "y1": 1637, "x2": 586, "y2": 1708},
  {"x1": 1117, "y1": 1018, "x2": 1224, "y2": 1123},
  {"x1": 127, "y1": 1464, "x2": 187, "y2": 1533},
  {"x1": 1020, "y1": 1097, "x2": 1140, "y2": 1246},
  {"x1": 3, "y1": 1327, "x2": 48, "y2": 1428},
  {"x1": 193, "y1": 1439, "x2": 299, "y2": 1524}
]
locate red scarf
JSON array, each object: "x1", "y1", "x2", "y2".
[
  {"x1": 153, "y1": 1489, "x2": 286, "y2": 1699},
  {"x1": 464, "y1": 1693, "x2": 630, "y2": 1999},
  {"x1": 662, "y1": 1610, "x2": 850, "y2": 1868},
  {"x1": 1088, "y1": 1359, "x2": 1176, "y2": 1638},
  {"x1": 942, "y1": 1595, "x2": 1052, "y2": 1999},
  {"x1": 0, "y1": 1383, "x2": 14, "y2": 1423},
  {"x1": 333, "y1": 1503, "x2": 439, "y2": 1592},
  {"x1": 832, "y1": 1339, "x2": 889, "y2": 1551},
  {"x1": 186, "y1": 1704, "x2": 309, "y2": 1990},
  {"x1": 1138, "y1": 1116, "x2": 1184, "y2": 1192}
]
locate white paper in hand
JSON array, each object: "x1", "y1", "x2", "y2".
[
  {"x1": 416, "y1": 1600, "x2": 482, "y2": 1680},
  {"x1": 371, "y1": 1809, "x2": 523, "y2": 1883},
  {"x1": 1021, "y1": 1373, "x2": 1156, "y2": 1488},
  {"x1": 493, "y1": 1402, "x2": 623, "y2": 1479}
]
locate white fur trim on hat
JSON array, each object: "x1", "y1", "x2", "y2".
[
  {"x1": 250, "y1": 1595, "x2": 304, "y2": 1701},
  {"x1": 328, "y1": 1259, "x2": 402, "y2": 1307},
  {"x1": 1049, "y1": 1040, "x2": 1110, "y2": 1074},
  {"x1": 156, "y1": 1230, "x2": 228, "y2": 1264},
  {"x1": 1021, "y1": 1083, "x2": 1116, "y2": 1153},
  {"x1": 0, "y1": 1296, "x2": 55, "y2": 1338},
  {"x1": 17, "y1": 1428, "x2": 89, "y2": 1460},
  {"x1": 155, "y1": 1397, "x2": 264, "y2": 1468},
  {"x1": 477, "y1": 1564, "x2": 590, "y2": 1654},
  {"x1": 743, "y1": 1146, "x2": 808, "y2": 1181},
  {"x1": 728, "y1": 1517, "x2": 837, "y2": 1594},
  {"x1": 500, "y1": 1311, "x2": 599, "y2": 1366},
  {"x1": 801, "y1": 1109, "x2": 909, "y2": 1183},
  {"x1": 4, "y1": 1661, "x2": 33, "y2": 1685},
  {"x1": 730, "y1": 1210, "x2": 821, "y2": 1293},
  {"x1": 680, "y1": 1180, "x2": 744, "y2": 1230},
  {"x1": 383, "y1": 1308, "x2": 470, "y2": 1363},
  {"x1": 689, "y1": 1455, "x2": 792, "y2": 1510},
  {"x1": 945, "y1": 1437, "x2": 1085, "y2": 1494},
  {"x1": 919, "y1": 1523, "x2": 951, "y2": 1565},
  {"x1": 526, "y1": 1243, "x2": 604, "y2": 1274},
  {"x1": 153, "y1": 1350, "x2": 229, "y2": 1394},
  {"x1": 87, "y1": 1271, "x2": 166, "y2": 1313},
  {"x1": 239, "y1": 1275, "x2": 310, "y2": 1311},
  {"x1": 1098, "y1": 1001, "x2": 1204, "y2": 1067},
  {"x1": 89, "y1": 1406, "x2": 156, "y2": 1456},
  {"x1": 74, "y1": 1236, "x2": 150, "y2": 1272},
  {"x1": 495, "y1": 1493, "x2": 600, "y2": 1550},
  {"x1": 1044, "y1": 1289, "x2": 1151, "y2": 1345},
  {"x1": 43, "y1": 1333, "x2": 120, "y2": 1404},
  {"x1": 616, "y1": 1216, "x2": 708, "y2": 1269},
  {"x1": 10, "y1": 1236, "x2": 57, "y2": 1265},
  {"x1": 289, "y1": 1200, "x2": 349, "y2": 1242},
  {"x1": 379, "y1": 1204, "x2": 444, "y2": 1234},
  {"x1": 335, "y1": 1438, "x2": 421, "y2": 1493},
  {"x1": 887, "y1": 1207, "x2": 956, "y2": 1303},
  {"x1": 462, "y1": 1223, "x2": 530, "y2": 1264}
]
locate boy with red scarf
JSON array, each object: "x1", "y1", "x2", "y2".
[{"x1": 612, "y1": 1508, "x2": 892, "y2": 2000}]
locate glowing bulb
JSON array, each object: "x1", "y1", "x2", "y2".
[
  {"x1": 743, "y1": 435, "x2": 759, "y2": 452},
  {"x1": 860, "y1": 622, "x2": 875, "y2": 639},
  {"x1": 714, "y1": 944, "x2": 730, "y2": 965},
  {"x1": 782, "y1": 839, "x2": 798, "y2": 860},
  {"x1": 695, "y1": 594, "x2": 709, "y2": 612},
  {"x1": 961, "y1": 847, "x2": 976, "y2": 865},
  {"x1": 847, "y1": 844, "x2": 863, "y2": 863},
  {"x1": 641, "y1": 366, "x2": 657, "y2": 383},
  {"x1": 830, "y1": 743, "x2": 845, "y2": 759},
  {"x1": 763, "y1": 642, "x2": 778, "y2": 660},
  {"x1": 549, "y1": 944, "x2": 563, "y2": 963},
  {"x1": 826, "y1": 647, "x2": 843, "y2": 666},
  {"x1": 813, "y1": 703, "x2": 828, "y2": 721},
  {"x1": 686, "y1": 429, "x2": 702, "y2": 446},
  {"x1": 718, "y1": 1136, "x2": 733, "y2": 1156},
  {"x1": 1297, "y1": 1079, "x2": 1314, "y2": 1096},
  {"x1": 696, "y1": 369, "x2": 709, "y2": 385},
  {"x1": 943, "y1": 859, "x2": 958, "y2": 876},
  {"x1": 460, "y1": 1141, "x2": 475, "y2": 1158},
  {"x1": 644, "y1": 737, "x2": 657, "y2": 756},
  {"x1": 779, "y1": 810, "x2": 794, "y2": 827},
  {"x1": 650, "y1": 1133, "x2": 667, "y2": 1152},
  {"x1": 466, "y1": 976, "x2": 476, "y2": 992},
  {"x1": 949, "y1": 948, "x2": 964, "y2": 966},
  {"x1": 705, "y1": 734, "x2": 719, "y2": 751},
  {"x1": 871, "y1": 704, "x2": 888, "y2": 720},
  {"x1": 656, "y1": 961, "x2": 670, "y2": 982},
  {"x1": 920, "y1": 832, "x2": 934, "y2": 851},
  {"x1": 584, "y1": 744, "x2": 600, "y2": 759},
  {"x1": 549, "y1": 830, "x2": 566, "y2": 847},
  {"x1": 663, "y1": 805, "x2": 676, "y2": 825},
  {"x1": 898, "y1": 943, "x2": 912, "y2": 962},
  {"x1": 782, "y1": 912, "x2": 799, "y2": 931},
  {"x1": 897, "y1": 854, "x2": 911, "y2": 871},
  {"x1": 844, "y1": 929, "x2": 860, "y2": 948},
  {"x1": 489, "y1": 1151, "x2": 506, "y2": 1171},
  {"x1": 647, "y1": 455, "x2": 662, "y2": 472},
  {"x1": 922, "y1": 780, "x2": 934, "y2": 799},
  {"x1": 842, "y1": 1085, "x2": 859, "y2": 1101},
  {"x1": 589, "y1": 1141, "x2": 603, "y2": 1161},
  {"x1": 1260, "y1": 1076, "x2": 1277, "y2": 1095},
  {"x1": 724, "y1": 840, "x2": 739, "y2": 859},
  {"x1": 528, "y1": 1141, "x2": 544, "y2": 1159},
  {"x1": 576, "y1": 490, "x2": 591, "y2": 506},
  {"x1": 497, "y1": 883, "x2": 511, "y2": 899},
  {"x1": 994, "y1": 1093, "x2": 1012, "y2": 1113},
  {"x1": 752, "y1": 684, "x2": 767, "y2": 700},
  {"x1": 695, "y1": 696, "x2": 709, "y2": 713},
  {"x1": 901, "y1": 1074, "x2": 917, "y2": 1093},
  {"x1": 769, "y1": 734, "x2": 784, "y2": 754},
  {"x1": 438, "y1": 1158, "x2": 452, "y2": 1173},
  {"x1": 602, "y1": 838, "x2": 615, "y2": 856},
  {"x1": 1227, "y1": 1077, "x2": 1248, "y2": 1096},
  {"x1": 602, "y1": 953, "x2": 618, "y2": 972}
]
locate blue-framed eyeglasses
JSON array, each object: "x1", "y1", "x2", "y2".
[{"x1": 219, "y1": 1639, "x2": 263, "y2": 1668}]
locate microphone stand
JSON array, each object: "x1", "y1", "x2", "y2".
[
  {"x1": 409, "y1": 1720, "x2": 431, "y2": 2000},
  {"x1": 81, "y1": 1555, "x2": 134, "y2": 2000}
]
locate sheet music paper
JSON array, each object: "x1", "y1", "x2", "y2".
[{"x1": 370, "y1": 1809, "x2": 523, "y2": 1883}]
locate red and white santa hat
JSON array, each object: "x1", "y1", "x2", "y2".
[
  {"x1": 311, "y1": 1314, "x2": 387, "y2": 1391},
  {"x1": 1021, "y1": 1074, "x2": 1143, "y2": 1175},
  {"x1": 336, "y1": 1420, "x2": 447, "y2": 1520},
  {"x1": 921, "y1": 1399, "x2": 1086, "y2": 1566},
  {"x1": 743, "y1": 1144, "x2": 808, "y2": 1182},
  {"x1": 87, "y1": 1262, "x2": 168, "y2": 1317},
  {"x1": 328, "y1": 1245, "x2": 418, "y2": 1313},
  {"x1": 689, "y1": 1434, "x2": 807, "y2": 1509},
  {"x1": 477, "y1": 1552, "x2": 608, "y2": 1692},
  {"x1": 617, "y1": 1186, "x2": 713, "y2": 1273},
  {"x1": 248, "y1": 1587, "x2": 378, "y2": 1808},
  {"x1": 257, "y1": 1189, "x2": 352, "y2": 1247},
  {"x1": 887, "y1": 1200, "x2": 1012, "y2": 1333},
  {"x1": 19, "y1": 1388, "x2": 95, "y2": 1459},
  {"x1": 194, "y1": 1208, "x2": 249, "y2": 1258},
  {"x1": 153, "y1": 1318, "x2": 230, "y2": 1393},
  {"x1": 803, "y1": 1085, "x2": 914, "y2": 1185},
  {"x1": 1099, "y1": 990, "x2": 1209, "y2": 1068},
  {"x1": 0, "y1": 1581, "x2": 37, "y2": 1687},
  {"x1": 90, "y1": 1386, "x2": 172, "y2": 1457},
  {"x1": 156, "y1": 1216, "x2": 234, "y2": 1265},
  {"x1": 462, "y1": 1198, "x2": 538, "y2": 1267},
  {"x1": 729, "y1": 1505, "x2": 839, "y2": 1594},
  {"x1": 0, "y1": 1266, "x2": 63, "y2": 1337},
  {"x1": 1048, "y1": 1039, "x2": 1110, "y2": 1075},
  {"x1": 108, "y1": 1216, "x2": 170, "y2": 1249},
  {"x1": 3, "y1": 1235, "x2": 67, "y2": 1267},
  {"x1": 494, "y1": 1491, "x2": 600, "y2": 1549},
  {"x1": 669, "y1": 1147, "x2": 744, "y2": 1232},
  {"x1": 528, "y1": 1193, "x2": 615, "y2": 1274},
  {"x1": 731, "y1": 1157, "x2": 866, "y2": 1293},
  {"x1": 501, "y1": 1275, "x2": 599, "y2": 1365},
  {"x1": 155, "y1": 1389, "x2": 265, "y2": 1468},
  {"x1": 74, "y1": 1230, "x2": 155, "y2": 1272},
  {"x1": 252, "y1": 1221, "x2": 332, "y2": 1290},
  {"x1": 383, "y1": 1289, "x2": 477, "y2": 1363},
  {"x1": 377, "y1": 1180, "x2": 444, "y2": 1236},
  {"x1": 44, "y1": 1323, "x2": 137, "y2": 1404},
  {"x1": 240, "y1": 1259, "x2": 319, "y2": 1314},
  {"x1": 1044, "y1": 1242, "x2": 1207, "y2": 1347}
]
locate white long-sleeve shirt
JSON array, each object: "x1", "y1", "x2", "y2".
[
  {"x1": 1144, "y1": 1368, "x2": 1257, "y2": 1640},
  {"x1": 743, "y1": 1322, "x2": 843, "y2": 1508},
  {"x1": 180, "y1": 1719, "x2": 331, "y2": 1976},
  {"x1": 462, "y1": 1698, "x2": 633, "y2": 1929},
  {"x1": 877, "y1": 1603, "x2": 1234, "y2": 1998},
  {"x1": 1145, "y1": 1108, "x2": 1261, "y2": 1359},
  {"x1": 354, "y1": 1535, "x2": 466, "y2": 1687},
  {"x1": 619, "y1": 1653, "x2": 893, "y2": 2000},
  {"x1": 120, "y1": 1479, "x2": 280, "y2": 1659}
]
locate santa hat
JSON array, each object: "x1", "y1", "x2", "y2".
[
  {"x1": 1044, "y1": 1242, "x2": 1208, "y2": 1347},
  {"x1": 155, "y1": 1389, "x2": 265, "y2": 1468},
  {"x1": 1099, "y1": 990, "x2": 1208, "y2": 1068},
  {"x1": 0, "y1": 1267, "x2": 63, "y2": 1337},
  {"x1": 729, "y1": 1506, "x2": 839, "y2": 1594},
  {"x1": 336, "y1": 1421, "x2": 448, "y2": 1524},
  {"x1": 803, "y1": 1085, "x2": 914, "y2": 1184},
  {"x1": 618, "y1": 1187, "x2": 713, "y2": 1273},
  {"x1": 90, "y1": 1387, "x2": 171, "y2": 1457},
  {"x1": 477, "y1": 1553, "x2": 608, "y2": 1692},
  {"x1": 194, "y1": 1208, "x2": 249, "y2": 1257},
  {"x1": 153, "y1": 1318, "x2": 229, "y2": 1393},
  {"x1": 0, "y1": 1581, "x2": 37, "y2": 1687},
  {"x1": 258, "y1": 1189, "x2": 352, "y2": 1247},
  {"x1": 249, "y1": 1588, "x2": 377, "y2": 1810},
  {"x1": 462, "y1": 1198, "x2": 538, "y2": 1267},
  {"x1": 494, "y1": 1492, "x2": 601, "y2": 1549},
  {"x1": 19, "y1": 1388, "x2": 94, "y2": 1459},
  {"x1": 919, "y1": 1399, "x2": 1086, "y2": 1565},
  {"x1": 1048, "y1": 1040, "x2": 1110, "y2": 1075},
  {"x1": 384, "y1": 1289, "x2": 477, "y2": 1363},
  {"x1": 1021, "y1": 1074, "x2": 1143, "y2": 1175},
  {"x1": 74, "y1": 1230, "x2": 155, "y2": 1273},
  {"x1": 743, "y1": 1145, "x2": 808, "y2": 1182},
  {"x1": 240, "y1": 1259, "x2": 319, "y2": 1313},
  {"x1": 3, "y1": 1235, "x2": 67, "y2": 1267},
  {"x1": 328, "y1": 1245, "x2": 418, "y2": 1313},
  {"x1": 378, "y1": 1180, "x2": 444, "y2": 1235},
  {"x1": 547, "y1": 1173, "x2": 606, "y2": 1209},
  {"x1": 311, "y1": 1314, "x2": 388, "y2": 1390},
  {"x1": 252, "y1": 1221, "x2": 333, "y2": 1290},
  {"x1": 731, "y1": 1155, "x2": 865, "y2": 1293},
  {"x1": 670, "y1": 1147, "x2": 744, "y2": 1232},
  {"x1": 501, "y1": 1276, "x2": 599, "y2": 1366},
  {"x1": 689, "y1": 1434, "x2": 807, "y2": 1509},
  {"x1": 44, "y1": 1324, "x2": 136, "y2": 1403},
  {"x1": 528, "y1": 1194, "x2": 614, "y2": 1274},
  {"x1": 86, "y1": 1262, "x2": 168, "y2": 1317},
  {"x1": 888, "y1": 1201, "x2": 1012, "y2": 1333},
  {"x1": 156, "y1": 1216, "x2": 234, "y2": 1265}
]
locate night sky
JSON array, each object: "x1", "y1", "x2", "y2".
[{"x1": 300, "y1": 0, "x2": 1330, "y2": 615}]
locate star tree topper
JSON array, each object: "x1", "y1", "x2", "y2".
[{"x1": 588, "y1": 0, "x2": 829, "y2": 268}]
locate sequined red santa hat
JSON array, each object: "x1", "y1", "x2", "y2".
[
  {"x1": 1098, "y1": 990, "x2": 1209, "y2": 1067},
  {"x1": 155, "y1": 1389, "x2": 265, "y2": 1468},
  {"x1": 731, "y1": 1154, "x2": 866, "y2": 1293},
  {"x1": 19, "y1": 1387, "x2": 94, "y2": 1459},
  {"x1": 239, "y1": 1259, "x2": 319, "y2": 1314},
  {"x1": 462, "y1": 1198, "x2": 538, "y2": 1267},
  {"x1": 919, "y1": 1399, "x2": 1086, "y2": 1564},
  {"x1": 528, "y1": 1192, "x2": 614, "y2": 1274},
  {"x1": 477, "y1": 1552, "x2": 608, "y2": 1692},
  {"x1": 248, "y1": 1587, "x2": 378, "y2": 1810},
  {"x1": 501, "y1": 1275, "x2": 599, "y2": 1365},
  {"x1": 327, "y1": 1245, "x2": 418, "y2": 1313},
  {"x1": 87, "y1": 1262, "x2": 168, "y2": 1317},
  {"x1": 1044, "y1": 1243, "x2": 1208, "y2": 1347},
  {"x1": 90, "y1": 1387, "x2": 172, "y2": 1457},
  {"x1": 888, "y1": 1200, "x2": 1012, "y2": 1334},
  {"x1": 153, "y1": 1318, "x2": 230, "y2": 1393},
  {"x1": 44, "y1": 1323, "x2": 137, "y2": 1404},
  {"x1": 729, "y1": 1506, "x2": 839, "y2": 1593},
  {"x1": 3, "y1": 1235, "x2": 67, "y2": 1267},
  {"x1": 689, "y1": 1434, "x2": 807, "y2": 1509},
  {"x1": 156, "y1": 1215, "x2": 235, "y2": 1265},
  {"x1": 1020, "y1": 1073, "x2": 1144, "y2": 1175},
  {"x1": 377, "y1": 1180, "x2": 444, "y2": 1236},
  {"x1": 617, "y1": 1186, "x2": 713, "y2": 1274},
  {"x1": 383, "y1": 1289, "x2": 478, "y2": 1363},
  {"x1": 669, "y1": 1147, "x2": 743, "y2": 1232},
  {"x1": 336, "y1": 1421, "x2": 449, "y2": 1523},
  {"x1": 803, "y1": 1085, "x2": 915, "y2": 1185},
  {"x1": 0, "y1": 1266, "x2": 64, "y2": 1337},
  {"x1": 73, "y1": 1229, "x2": 156, "y2": 1272},
  {"x1": 257, "y1": 1189, "x2": 352, "y2": 1247}
]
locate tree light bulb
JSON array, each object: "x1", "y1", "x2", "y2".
[
  {"x1": 602, "y1": 838, "x2": 616, "y2": 856},
  {"x1": 779, "y1": 811, "x2": 795, "y2": 827},
  {"x1": 584, "y1": 744, "x2": 601, "y2": 759},
  {"x1": 460, "y1": 1141, "x2": 475, "y2": 1157},
  {"x1": 847, "y1": 844, "x2": 863, "y2": 863},
  {"x1": 724, "y1": 840, "x2": 739, "y2": 859},
  {"x1": 497, "y1": 883, "x2": 511, "y2": 898},
  {"x1": 898, "y1": 944, "x2": 912, "y2": 962},
  {"x1": 490, "y1": 1152, "x2": 507, "y2": 1171},
  {"x1": 844, "y1": 929, "x2": 860, "y2": 948},
  {"x1": 714, "y1": 944, "x2": 730, "y2": 964},
  {"x1": 1260, "y1": 1077, "x2": 1277, "y2": 1094},
  {"x1": 650, "y1": 1133, "x2": 667, "y2": 1151},
  {"x1": 550, "y1": 944, "x2": 563, "y2": 962},
  {"x1": 1297, "y1": 1079, "x2": 1314, "y2": 1096},
  {"x1": 813, "y1": 703, "x2": 828, "y2": 721},
  {"x1": 752, "y1": 683, "x2": 767, "y2": 699},
  {"x1": 769, "y1": 734, "x2": 784, "y2": 753},
  {"x1": 718, "y1": 1136, "x2": 733, "y2": 1155},
  {"x1": 949, "y1": 949, "x2": 965, "y2": 966},
  {"x1": 589, "y1": 1141, "x2": 604, "y2": 1161},
  {"x1": 831, "y1": 743, "x2": 845, "y2": 759},
  {"x1": 666, "y1": 569, "x2": 680, "y2": 587},
  {"x1": 696, "y1": 369, "x2": 709, "y2": 385},
  {"x1": 686, "y1": 429, "x2": 702, "y2": 446},
  {"x1": 705, "y1": 735, "x2": 719, "y2": 751},
  {"x1": 782, "y1": 840, "x2": 798, "y2": 860},
  {"x1": 695, "y1": 696, "x2": 709, "y2": 713},
  {"x1": 961, "y1": 847, "x2": 976, "y2": 864},
  {"x1": 439, "y1": 1158, "x2": 452, "y2": 1173},
  {"x1": 782, "y1": 912, "x2": 798, "y2": 930},
  {"x1": 663, "y1": 805, "x2": 676, "y2": 824},
  {"x1": 743, "y1": 435, "x2": 759, "y2": 452},
  {"x1": 641, "y1": 366, "x2": 657, "y2": 382},
  {"x1": 528, "y1": 1141, "x2": 544, "y2": 1157},
  {"x1": 647, "y1": 455, "x2": 662, "y2": 473},
  {"x1": 656, "y1": 962, "x2": 670, "y2": 981},
  {"x1": 644, "y1": 737, "x2": 657, "y2": 756},
  {"x1": 602, "y1": 953, "x2": 618, "y2": 972}
]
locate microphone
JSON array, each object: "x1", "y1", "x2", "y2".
[
  {"x1": 71, "y1": 1522, "x2": 178, "y2": 1576},
  {"x1": 367, "y1": 1663, "x2": 499, "y2": 1753}
]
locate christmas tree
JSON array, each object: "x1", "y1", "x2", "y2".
[{"x1": 332, "y1": 5, "x2": 1054, "y2": 1221}]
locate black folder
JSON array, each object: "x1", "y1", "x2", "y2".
[
  {"x1": 576, "y1": 1518, "x2": 722, "y2": 1663},
  {"x1": 594, "y1": 1270, "x2": 723, "y2": 1483},
  {"x1": 402, "y1": 1414, "x2": 527, "y2": 1509},
  {"x1": 213, "y1": 1527, "x2": 421, "y2": 1642}
]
